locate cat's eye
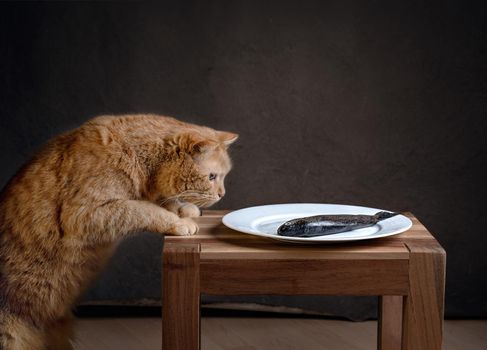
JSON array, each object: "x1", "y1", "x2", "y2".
[{"x1": 209, "y1": 173, "x2": 217, "y2": 181}]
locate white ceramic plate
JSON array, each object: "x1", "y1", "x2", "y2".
[{"x1": 222, "y1": 203, "x2": 412, "y2": 243}]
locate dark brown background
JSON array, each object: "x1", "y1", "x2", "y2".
[{"x1": 0, "y1": 1, "x2": 486, "y2": 319}]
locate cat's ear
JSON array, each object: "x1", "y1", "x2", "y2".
[
  {"x1": 218, "y1": 131, "x2": 239, "y2": 147},
  {"x1": 174, "y1": 133, "x2": 218, "y2": 155},
  {"x1": 192, "y1": 139, "x2": 219, "y2": 154}
]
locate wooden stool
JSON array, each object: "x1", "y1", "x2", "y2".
[{"x1": 162, "y1": 210, "x2": 446, "y2": 349}]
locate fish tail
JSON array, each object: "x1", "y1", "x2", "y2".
[{"x1": 375, "y1": 211, "x2": 400, "y2": 221}]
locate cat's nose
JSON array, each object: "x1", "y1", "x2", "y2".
[{"x1": 218, "y1": 189, "x2": 225, "y2": 198}]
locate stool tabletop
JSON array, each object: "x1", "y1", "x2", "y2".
[{"x1": 164, "y1": 210, "x2": 441, "y2": 261}]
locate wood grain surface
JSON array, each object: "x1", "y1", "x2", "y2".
[
  {"x1": 402, "y1": 241, "x2": 446, "y2": 350},
  {"x1": 200, "y1": 259, "x2": 409, "y2": 295},
  {"x1": 378, "y1": 295, "x2": 403, "y2": 350},
  {"x1": 162, "y1": 243, "x2": 201, "y2": 350},
  {"x1": 73, "y1": 318, "x2": 487, "y2": 350}
]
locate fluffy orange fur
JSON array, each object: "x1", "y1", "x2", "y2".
[{"x1": 0, "y1": 114, "x2": 237, "y2": 349}]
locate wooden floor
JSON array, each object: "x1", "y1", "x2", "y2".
[{"x1": 73, "y1": 317, "x2": 487, "y2": 350}]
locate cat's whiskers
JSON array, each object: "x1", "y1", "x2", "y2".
[
  {"x1": 178, "y1": 195, "x2": 216, "y2": 204},
  {"x1": 159, "y1": 190, "x2": 216, "y2": 206},
  {"x1": 176, "y1": 192, "x2": 219, "y2": 207},
  {"x1": 158, "y1": 190, "x2": 203, "y2": 203},
  {"x1": 192, "y1": 196, "x2": 219, "y2": 207}
]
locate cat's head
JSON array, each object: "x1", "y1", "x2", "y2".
[{"x1": 153, "y1": 129, "x2": 238, "y2": 208}]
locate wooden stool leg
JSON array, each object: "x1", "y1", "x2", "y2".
[
  {"x1": 402, "y1": 242, "x2": 446, "y2": 350},
  {"x1": 162, "y1": 243, "x2": 201, "y2": 350},
  {"x1": 378, "y1": 296, "x2": 403, "y2": 350}
]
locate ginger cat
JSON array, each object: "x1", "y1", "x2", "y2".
[{"x1": 0, "y1": 114, "x2": 238, "y2": 349}]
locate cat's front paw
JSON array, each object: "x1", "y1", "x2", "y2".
[
  {"x1": 178, "y1": 203, "x2": 201, "y2": 218},
  {"x1": 167, "y1": 218, "x2": 199, "y2": 236}
]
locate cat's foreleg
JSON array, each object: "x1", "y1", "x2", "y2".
[
  {"x1": 45, "y1": 314, "x2": 74, "y2": 350},
  {"x1": 162, "y1": 199, "x2": 201, "y2": 218},
  {"x1": 62, "y1": 199, "x2": 198, "y2": 244}
]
